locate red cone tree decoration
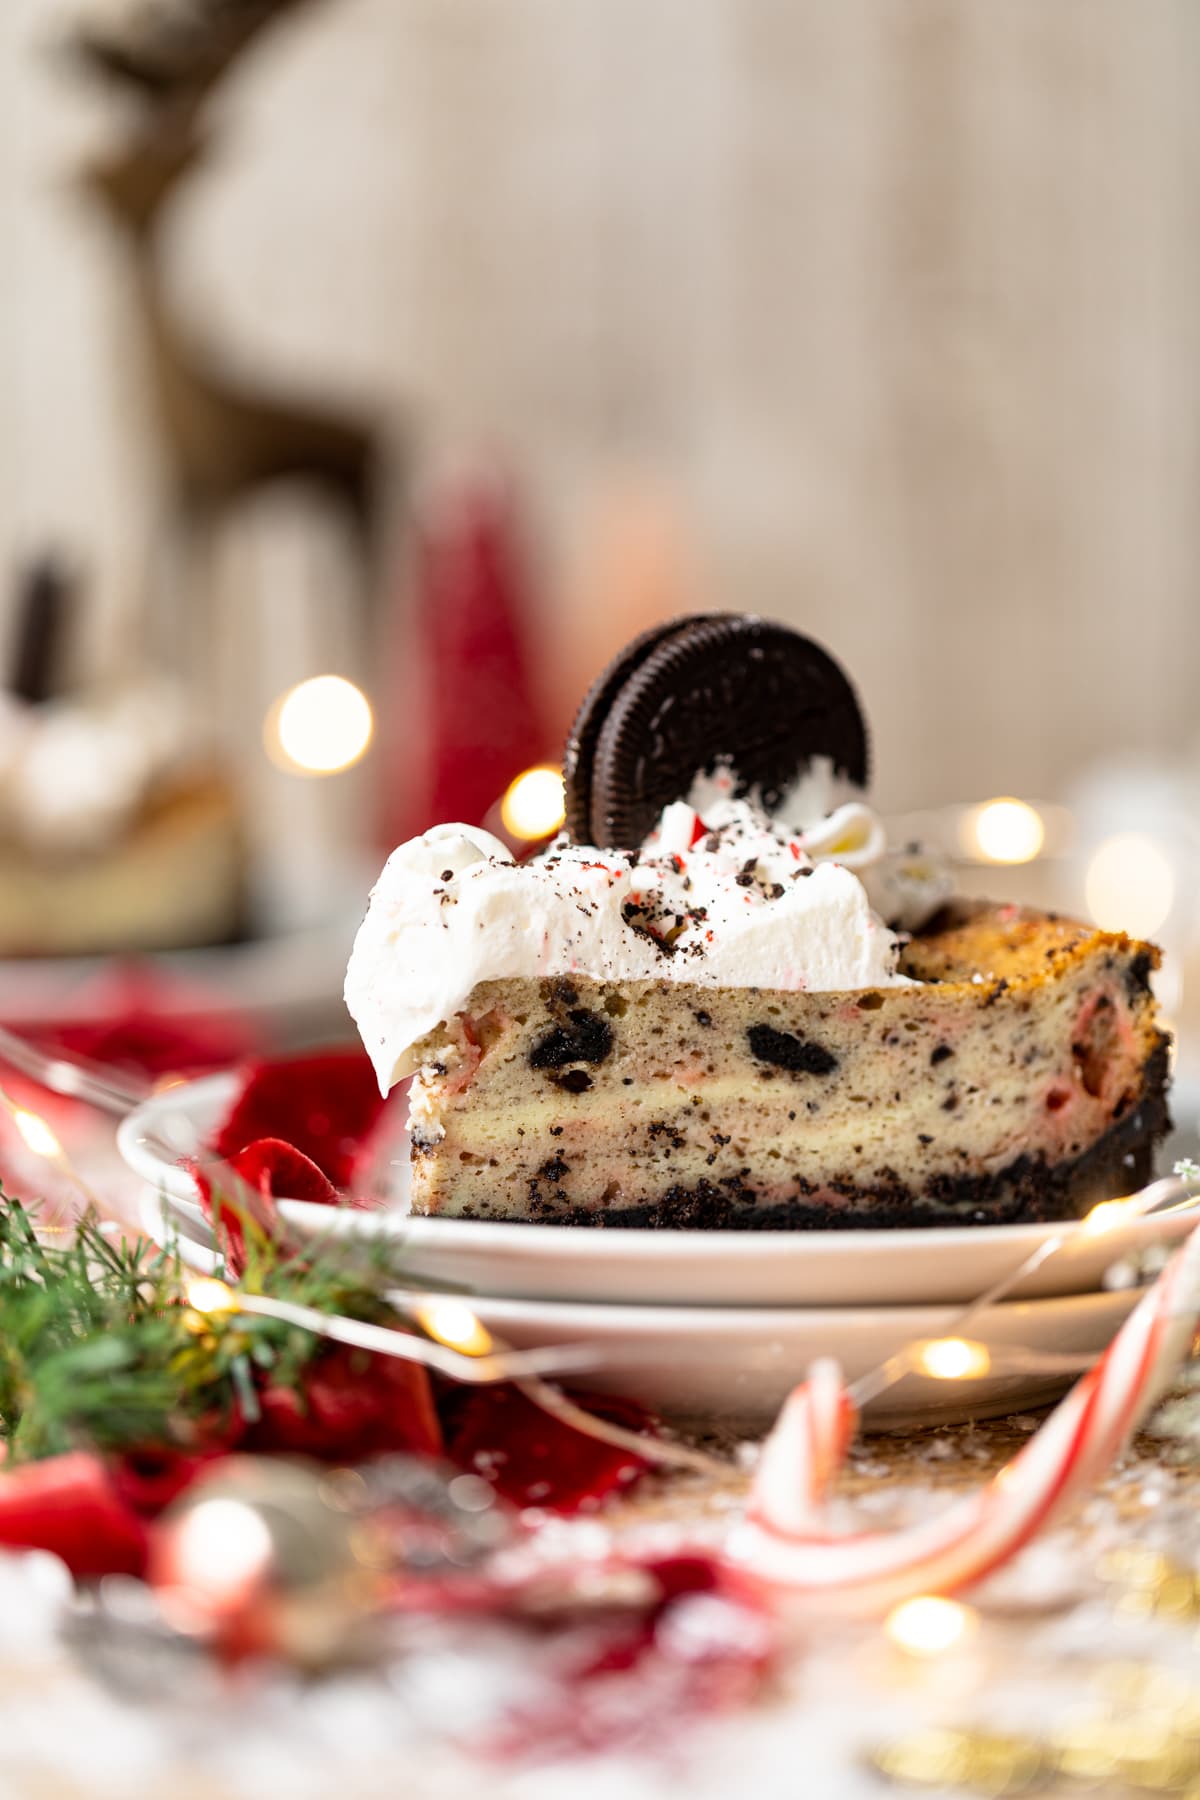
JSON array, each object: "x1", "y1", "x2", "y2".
[{"x1": 396, "y1": 467, "x2": 550, "y2": 840}]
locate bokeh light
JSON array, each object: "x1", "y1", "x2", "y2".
[
  {"x1": 11, "y1": 1108, "x2": 62, "y2": 1160},
  {"x1": 1084, "y1": 833, "x2": 1175, "y2": 938},
  {"x1": 885, "y1": 1595, "x2": 976, "y2": 1656},
  {"x1": 169, "y1": 1498, "x2": 274, "y2": 1601},
  {"x1": 916, "y1": 1337, "x2": 992, "y2": 1380},
  {"x1": 265, "y1": 675, "x2": 373, "y2": 775},
  {"x1": 963, "y1": 798, "x2": 1045, "y2": 865},
  {"x1": 501, "y1": 766, "x2": 566, "y2": 840},
  {"x1": 1081, "y1": 1196, "x2": 1138, "y2": 1236},
  {"x1": 415, "y1": 1297, "x2": 493, "y2": 1357},
  {"x1": 185, "y1": 1278, "x2": 239, "y2": 1316}
]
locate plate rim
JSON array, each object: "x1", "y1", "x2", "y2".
[
  {"x1": 386, "y1": 1281, "x2": 1140, "y2": 1332},
  {"x1": 134, "y1": 1190, "x2": 1140, "y2": 1331}
]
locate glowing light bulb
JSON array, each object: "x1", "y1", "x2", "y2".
[
  {"x1": 266, "y1": 676, "x2": 373, "y2": 775},
  {"x1": 185, "y1": 1278, "x2": 239, "y2": 1316},
  {"x1": 415, "y1": 1298, "x2": 493, "y2": 1356},
  {"x1": 885, "y1": 1595, "x2": 976, "y2": 1656},
  {"x1": 1081, "y1": 1199, "x2": 1127, "y2": 1236},
  {"x1": 170, "y1": 1499, "x2": 274, "y2": 1601},
  {"x1": 963, "y1": 799, "x2": 1045, "y2": 865},
  {"x1": 11, "y1": 1109, "x2": 62, "y2": 1161},
  {"x1": 1084, "y1": 834, "x2": 1175, "y2": 938},
  {"x1": 501, "y1": 766, "x2": 566, "y2": 841},
  {"x1": 916, "y1": 1337, "x2": 992, "y2": 1380}
]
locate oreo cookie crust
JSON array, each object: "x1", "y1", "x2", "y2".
[{"x1": 564, "y1": 614, "x2": 870, "y2": 850}]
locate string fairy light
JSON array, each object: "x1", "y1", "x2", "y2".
[
  {"x1": 0, "y1": 1018, "x2": 1195, "y2": 1483},
  {"x1": 849, "y1": 1173, "x2": 1199, "y2": 1409},
  {"x1": 734, "y1": 1213, "x2": 1200, "y2": 1615},
  {"x1": 1080, "y1": 1197, "x2": 1141, "y2": 1236},
  {"x1": 0, "y1": 1083, "x2": 102, "y2": 1211},
  {"x1": 961, "y1": 798, "x2": 1045, "y2": 865},
  {"x1": 1085, "y1": 832, "x2": 1176, "y2": 938},
  {"x1": 183, "y1": 1277, "x2": 240, "y2": 1318},
  {"x1": 183, "y1": 1279, "x2": 724, "y2": 1477},
  {"x1": 184, "y1": 1274, "x2": 726, "y2": 1468},
  {"x1": 413, "y1": 1297, "x2": 494, "y2": 1358},
  {"x1": 0, "y1": 1023, "x2": 147, "y2": 1114},
  {"x1": 5, "y1": 994, "x2": 1198, "y2": 1400},
  {"x1": 185, "y1": 1276, "x2": 567, "y2": 1385},
  {"x1": 9, "y1": 1107, "x2": 63, "y2": 1161},
  {"x1": 885, "y1": 1595, "x2": 977, "y2": 1657},
  {"x1": 264, "y1": 675, "x2": 374, "y2": 776},
  {"x1": 914, "y1": 1338, "x2": 992, "y2": 1381},
  {"x1": 500, "y1": 766, "x2": 566, "y2": 841}
]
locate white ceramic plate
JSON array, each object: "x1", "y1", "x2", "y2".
[
  {"x1": 138, "y1": 1190, "x2": 1139, "y2": 1428},
  {"x1": 119, "y1": 1073, "x2": 1197, "y2": 1311}
]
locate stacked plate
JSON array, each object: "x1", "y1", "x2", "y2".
[{"x1": 120, "y1": 1075, "x2": 1194, "y2": 1430}]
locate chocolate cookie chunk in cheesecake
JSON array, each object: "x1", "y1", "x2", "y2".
[{"x1": 345, "y1": 615, "x2": 1170, "y2": 1227}]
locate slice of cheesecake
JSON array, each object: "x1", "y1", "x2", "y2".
[
  {"x1": 404, "y1": 903, "x2": 1170, "y2": 1228},
  {"x1": 0, "y1": 774, "x2": 245, "y2": 957}
]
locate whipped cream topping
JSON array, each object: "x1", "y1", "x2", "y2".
[
  {"x1": 346, "y1": 766, "x2": 946, "y2": 1093},
  {"x1": 865, "y1": 845, "x2": 956, "y2": 935}
]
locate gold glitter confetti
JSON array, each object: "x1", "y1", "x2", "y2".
[{"x1": 871, "y1": 1670, "x2": 1200, "y2": 1797}]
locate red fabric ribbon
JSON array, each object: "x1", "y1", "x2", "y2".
[
  {"x1": 13, "y1": 962, "x2": 260, "y2": 1084},
  {"x1": 0, "y1": 1451, "x2": 149, "y2": 1578},
  {"x1": 193, "y1": 1134, "x2": 344, "y2": 1275},
  {"x1": 213, "y1": 1050, "x2": 387, "y2": 1189},
  {"x1": 248, "y1": 1346, "x2": 443, "y2": 1462},
  {"x1": 443, "y1": 1384, "x2": 652, "y2": 1512}
]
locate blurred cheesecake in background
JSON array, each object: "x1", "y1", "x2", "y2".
[
  {"x1": 0, "y1": 563, "x2": 245, "y2": 958},
  {"x1": 0, "y1": 685, "x2": 244, "y2": 957}
]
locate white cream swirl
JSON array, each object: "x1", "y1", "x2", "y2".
[{"x1": 345, "y1": 775, "x2": 937, "y2": 1093}]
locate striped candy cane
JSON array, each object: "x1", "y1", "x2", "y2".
[{"x1": 731, "y1": 1219, "x2": 1200, "y2": 1618}]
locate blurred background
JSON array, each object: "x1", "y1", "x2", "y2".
[{"x1": 1, "y1": 0, "x2": 1198, "y2": 1079}]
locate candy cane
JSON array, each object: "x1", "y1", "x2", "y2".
[
  {"x1": 746, "y1": 1356, "x2": 856, "y2": 1536},
  {"x1": 730, "y1": 1219, "x2": 1200, "y2": 1618}
]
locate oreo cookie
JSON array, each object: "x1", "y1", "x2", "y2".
[
  {"x1": 563, "y1": 614, "x2": 868, "y2": 848},
  {"x1": 562, "y1": 617, "x2": 727, "y2": 844}
]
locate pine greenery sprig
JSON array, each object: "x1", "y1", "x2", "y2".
[{"x1": 0, "y1": 1191, "x2": 407, "y2": 1464}]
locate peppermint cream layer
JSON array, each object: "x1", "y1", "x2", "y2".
[{"x1": 346, "y1": 786, "x2": 929, "y2": 1094}]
